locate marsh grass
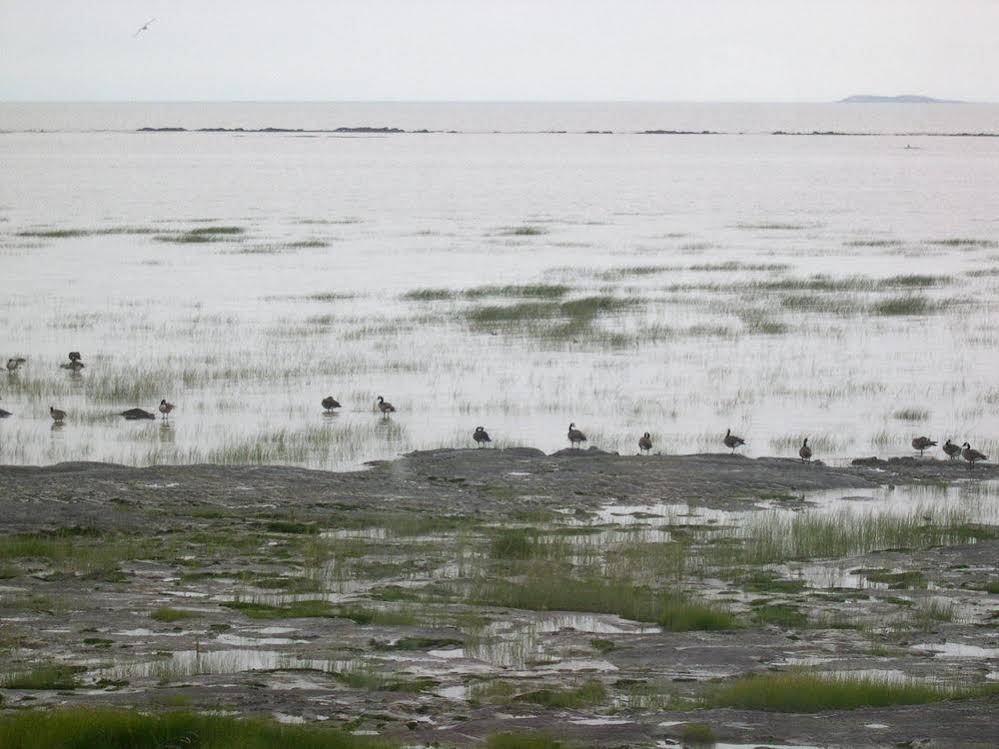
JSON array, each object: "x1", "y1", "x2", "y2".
[
  {"x1": 870, "y1": 295, "x2": 944, "y2": 316},
  {"x1": 403, "y1": 288, "x2": 456, "y2": 301},
  {"x1": 499, "y1": 226, "x2": 547, "y2": 236},
  {"x1": 464, "y1": 284, "x2": 570, "y2": 299},
  {"x1": 154, "y1": 226, "x2": 245, "y2": 244},
  {"x1": 515, "y1": 679, "x2": 607, "y2": 708},
  {"x1": 930, "y1": 238, "x2": 997, "y2": 248},
  {"x1": 883, "y1": 274, "x2": 952, "y2": 287},
  {"x1": 679, "y1": 723, "x2": 717, "y2": 746},
  {"x1": 403, "y1": 284, "x2": 570, "y2": 302},
  {"x1": 0, "y1": 664, "x2": 82, "y2": 690},
  {"x1": 912, "y1": 598, "x2": 955, "y2": 628},
  {"x1": 715, "y1": 507, "x2": 986, "y2": 565},
  {"x1": 203, "y1": 423, "x2": 406, "y2": 465},
  {"x1": 0, "y1": 708, "x2": 397, "y2": 749},
  {"x1": 466, "y1": 575, "x2": 734, "y2": 630},
  {"x1": 15, "y1": 227, "x2": 158, "y2": 238},
  {"x1": 222, "y1": 599, "x2": 335, "y2": 619},
  {"x1": 707, "y1": 672, "x2": 998, "y2": 712},
  {"x1": 893, "y1": 407, "x2": 930, "y2": 422},
  {"x1": 466, "y1": 295, "x2": 634, "y2": 341},
  {"x1": 222, "y1": 598, "x2": 416, "y2": 626},
  {"x1": 769, "y1": 433, "x2": 852, "y2": 453},
  {"x1": 0, "y1": 529, "x2": 141, "y2": 575},
  {"x1": 150, "y1": 606, "x2": 200, "y2": 622},
  {"x1": 845, "y1": 239, "x2": 903, "y2": 247}
]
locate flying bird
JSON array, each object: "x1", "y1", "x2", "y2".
[{"x1": 133, "y1": 18, "x2": 156, "y2": 37}]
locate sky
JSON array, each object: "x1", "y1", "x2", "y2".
[{"x1": 1, "y1": 0, "x2": 997, "y2": 102}]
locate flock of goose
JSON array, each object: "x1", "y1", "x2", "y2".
[{"x1": 2, "y1": 354, "x2": 992, "y2": 467}]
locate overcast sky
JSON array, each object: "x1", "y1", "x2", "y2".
[{"x1": 2, "y1": 1, "x2": 996, "y2": 102}]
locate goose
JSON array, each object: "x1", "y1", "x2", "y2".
[
  {"x1": 962, "y1": 442, "x2": 987, "y2": 470},
  {"x1": 376, "y1": 396, "x2": 396, "y2": 416},
  {"x1": 942, "y1": 439, "x2": 961, "y2": 461},
  {"x1": 321, "y1": 396, "x2": 341, "y2": 413},
  {"x1": 0, "y1": 398, "x2": 11, "y2": 418},
  {"x1": 473, "y1": 426, "x2": 491, "y2": 447},
  {"x1": 121, "y1": 408, "x2": 155, "y2": 420},
  {"x1": 159, "y1": 399, "x2": 175, "y2": 419},
  {"x1": 723, "y1": 428, "x2": 746, "y2": 453},
  {"x1": 49, "y1": 406, "x2": 66, "y2": 423},
  {"x1": 60, "y1": 360, "x2": 85, "y2": 371},
  {"x1": 638, "y1": 432, "x2": 653, "y2": 454},
  {"x1": 799, "y1": 437, "x2": 812, "y2": 463},
  {"x1": 911, "y1": 436, "x2": 936, "y2": 457},
  {"x1": 6, "y1": 358, "x2": 25, "y2": 373},
  {"x1": 568, "y1": 422, "x2": 587, "y2": 448}
]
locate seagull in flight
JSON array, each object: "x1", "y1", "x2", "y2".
[{"x1": 133, "y1": 18, "x2": 156, "y2": 37}]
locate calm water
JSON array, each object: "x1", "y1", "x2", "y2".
[{"x1": 1, "y1": 102, "x2": 998, "y2": 469}]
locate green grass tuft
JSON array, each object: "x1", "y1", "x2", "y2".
[
  {"x1": 150, "y1": 606, "x2": 199, "y2": 623},
  {"x1": 500, "y1": 226, "x2": 547, "y2": 236},
  {"x1": 0, "y1": 664, "x2": 82, "y2": 690},
  {"x1": 708, "y1": 672, "x2": 999, "y2": 712},
  {"x1": 0, "y1": 708, "x2": 396, "y2": 748},
  {"x1": 679, "y1": 722, "x2": 717, "y2": 746},
  {"x1": 402, "y1": 288, "x2": 456, "y2": 301},
  {"x1": 870, "y1": 295, "x2": 941, "y2": 316},
  {"x1": 467, "y1": 575, "x2": 735, "y2": 631},
  {"x1": 516, "y1": 679, "x2": 607, "y2": 708}
]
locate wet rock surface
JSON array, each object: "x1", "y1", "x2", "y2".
[{"x1": 0, "y1": 450, "x2": 997, "y2": 747}]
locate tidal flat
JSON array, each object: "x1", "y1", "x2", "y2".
[{"x1": 0, "y1": 449, "x2": 997, "y2": 748}]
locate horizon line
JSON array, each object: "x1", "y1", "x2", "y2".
[{"x1": 1, "y1": 97, "x2": 995, "y2": 105}]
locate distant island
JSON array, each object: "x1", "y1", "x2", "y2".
[{"x1": 839, "y1": 94, "x2": 962, "y2": 104}]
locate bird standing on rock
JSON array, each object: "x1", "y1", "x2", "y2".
[
  {"x1": 639, "y1": 432, "x2": 653, "y2": 454},
  {"x1": 942, "y1": 439, "x2": 961, "y2": 461},
  {"x1": 473, "y1": 426, "x2": 491, "y2": 447},
  {"x1": 724, "y1": 428, "x2": 746, "y2": 454},
  {"x1": 962, "y1": 442, "x2": 987, "y2": 470},
  {"x1": 912, "y1": 436, "x2": 936, "y2": 457},
  {"x1": 568, "y1": 423, "x2": 587, "y2": 449},
  {"x1": 799, "y1": 437, "x2": 812, "y2": 463}
]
